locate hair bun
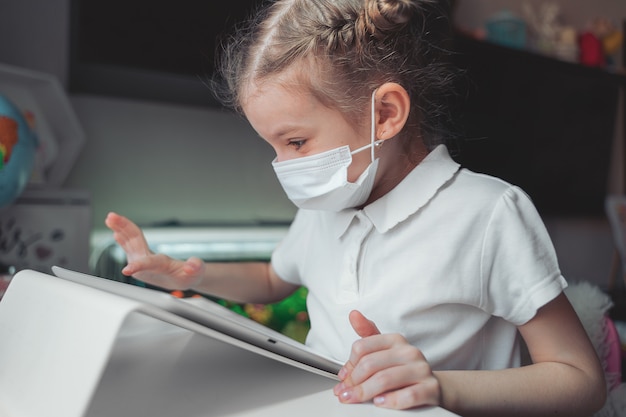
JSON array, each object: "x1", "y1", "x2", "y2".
[
  {"x1": 375, "y1": 0, "x2": 417, "y2": 24},
  {"x1": 367, "y1": 0, "x2": 440, "y2": 33}
]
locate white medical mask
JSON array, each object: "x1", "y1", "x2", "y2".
[{"x1": 272, "y1": 90, "x2": 383, "y2": 211}]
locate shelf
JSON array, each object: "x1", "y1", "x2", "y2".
[
  {"x1": 449, "y1": 33, "x2": 622, "y2": 217},
  {"x1": 453, "y1": 34, "x2": 626, "y2": 85}
]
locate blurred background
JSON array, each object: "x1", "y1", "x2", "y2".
[{"x1": 0, "y1": 0, "x2": 624, "y2": 294}]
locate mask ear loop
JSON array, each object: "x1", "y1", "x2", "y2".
[
  {"x1": 350, "y1": 89, "x2": 384, "y2": 157},
  {"x1": 371, "y1": 88, "x2": 377, "y2": 162}
]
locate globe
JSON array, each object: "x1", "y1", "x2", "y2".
[{"x1": 0, "y1": 95, "x2": 38, "y2": 209}]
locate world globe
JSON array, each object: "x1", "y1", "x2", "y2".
[{"x1": 0, "y1": 95, "x2": 38, "y2": 209}]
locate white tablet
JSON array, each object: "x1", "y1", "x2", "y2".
[{"x1": 51, "y1": 266, "x2": 342, "y2": 379}]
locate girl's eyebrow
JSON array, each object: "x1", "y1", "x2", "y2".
[{"x1": 272, "y1": 125, "x2": 305, "y2": 139}]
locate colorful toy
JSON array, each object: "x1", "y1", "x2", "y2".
[
  {"x1": 0, "y1": 116, "x2": 18, "y2": 169},
  {"x1": 580, "y1": 17, "x2": 624, "y2": 68},
  {"x1": 0, "y1": 95, "x2": 38, "y2": 208},
  {"x1": 579, "y1": 31, "x2": 605, "y2": 67},
  {"x1": 218, "y1": 286, "x2": 311, "y2": 343}
]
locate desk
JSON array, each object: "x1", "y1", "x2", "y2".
[
  {"x1": 88, "y1": 315, "x2": 457, "y2": 417},
  {"x1": 0, "y1": 270, "x2": 458, "y2": 417}
]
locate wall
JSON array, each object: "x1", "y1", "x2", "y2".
[
  {"x1": 0, "y1": 0, "x2": 297, "y2": 228},
  {"x1": 1, "y1": 0, "x2": 624, "y2": 289},
  {"x1": 67, "y1": 95, "x2": 296, "y2": 226}
]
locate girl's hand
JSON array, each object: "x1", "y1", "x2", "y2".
[
  {"x1": 104, "y1": 212, "x2": 204, "y2": 290},
  {"x1": 333, "y1": 310, "x2": 441, "y2": 410}
]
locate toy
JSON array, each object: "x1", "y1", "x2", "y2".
[
  {"x1": 579, "y1": 31, "x2": 605, "y2": 67},
  {"x1": 0, "y1": 95, "x2": 38, "y2": 208},
  {"x1": 565, "y1": 282, "x2": 626, "y2": 416},
  {"x1": 522, "y1": 2, "x2": 562, "y2": 54},
  {"x1": 580, "y1": 18, "x2": 624, "y2": 68},
  {"x1": 218, "y1": 286, "x2": 311, "y2": 343},
  {"x1": 0, "y1": 116, "x2": 18, "y2": 169},
  {"x1": 485, "y1": 10, "x2": 527, "y2": 50}
]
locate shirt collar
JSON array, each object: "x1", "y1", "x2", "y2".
[{"x1": 332, "y1": 145, "x2": 460, "y2": 238}]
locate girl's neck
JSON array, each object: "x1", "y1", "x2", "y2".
[{"x1": 362, "y1": 137, "x2": 429, "y2": 207}]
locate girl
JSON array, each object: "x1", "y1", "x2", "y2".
[{"x1": 105, "y1": 0, "x2": 606, "y2": 415}]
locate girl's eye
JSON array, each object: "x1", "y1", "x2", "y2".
[{"x1": 288, "y1": 140, "x2": 306, "y2": 150}]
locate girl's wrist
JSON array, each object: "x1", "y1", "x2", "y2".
[{"x1": 432, "y1": 371, "x2": 458, "y2": 414}]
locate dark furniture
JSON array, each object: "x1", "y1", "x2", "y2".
[{"x1": 451, "y1": 34, "x2": 626, "y2": 218}]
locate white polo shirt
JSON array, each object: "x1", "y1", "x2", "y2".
[{"x1": 271, "y1": 145, "x2": 567, "y2": 370}]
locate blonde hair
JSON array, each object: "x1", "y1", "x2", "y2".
[{"x1": 213, "y1": 0, "x2": 456, "y2": 150}]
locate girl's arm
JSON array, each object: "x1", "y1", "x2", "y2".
[
  {"x1": 104, "y1": 212, "x2": 298, "y2": 304},
  {"x1": 436, "y1": 293, "x2": 606, "y2": 416},
  {"x1": 335, "y1": 294, "x2": 607, "y2": 416}
]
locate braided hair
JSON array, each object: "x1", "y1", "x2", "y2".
[{"x1": 214, "y1": 0, "x2": 457, "y2": 152}]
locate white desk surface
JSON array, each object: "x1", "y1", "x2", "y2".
[
  {"x1": 0, "y1": 270, "x2": 458, "y2": 417},
  {"x1": 86, "y1": 314, "x2": 459, "y2": 417}
]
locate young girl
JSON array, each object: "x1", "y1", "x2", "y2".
[{"x1": 105, "y1": 0, "x2": 607, "y2": 415}]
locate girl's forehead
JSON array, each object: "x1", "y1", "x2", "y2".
[
  {"x1": 241, "y1": 82, "x2": 321, "y2": 138},
  {"x1": 241, "y1": 74, "x2": 315, "y2": 114},
  {"x1": 244, "y1": 65, "x2": 310, "y2": 99}
]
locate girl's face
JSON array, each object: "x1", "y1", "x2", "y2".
[{"x1": 241, "y1": 79, "x2": 374, "y2": 183}]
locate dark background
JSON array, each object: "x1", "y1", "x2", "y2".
[
  {"x1": 451, "y1": 35, "x2": 621, "y2": 218},
  {"x1": 69, "y1": 0, "x2": 624, "y2": 218}
]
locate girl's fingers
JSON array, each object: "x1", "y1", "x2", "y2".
[
  {"x1": 106, "y1": 212, "x2": 152, "y2": 259},
  {"x1": 347, "y1": 342, "x2": 427, "y2": 387},
  {"x1": 338, "y1": 360, "x2": 439, "y2": 407},
  {"x1": 336, "y1": 320, "x2": 438, "y2": 410},
  {"x1": 345, "y1": 333, "x2": 408, "y2": 374},
  {"x1": 348, "y1": 310, "x2": 381, "y2": 337},
  {"x1": 183, "y1": 257, "x2": 204, "y2": 275},
  {"x1": 372, "y1": 374, "x2": 441, "y2": 409}
]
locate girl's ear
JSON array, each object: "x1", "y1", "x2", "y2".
[{"x1": 374, "y1": 82, "x2": 410, "y2": 140}]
